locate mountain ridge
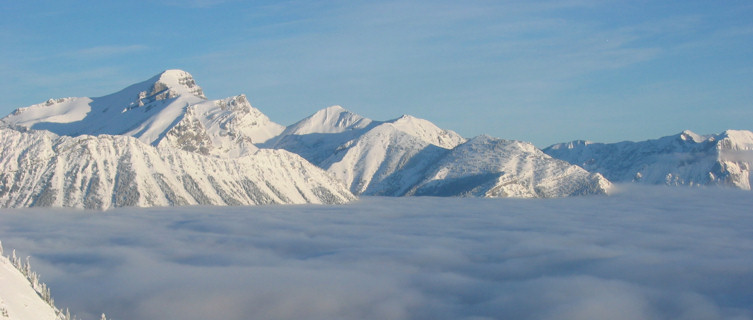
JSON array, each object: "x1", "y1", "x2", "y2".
[
  {"x1": 0, "y1": 128, "x2": 354, "y2": 209},
  {"x1": 268, "y1": 106, "x2": 610, "y2": 197},
  {"x1": 544, "y1": 129, "x2": 753, "y2": 189},
  {"x1": 2, "y1": 71, "x2": 284, "y2": 158},
  {"x1": 19, "y1": 69, "x2": 747, "y2": 208}
]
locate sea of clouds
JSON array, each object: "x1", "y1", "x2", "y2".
[{"x1": 0, "y1": 185, "x2": 751, "y2": 320}]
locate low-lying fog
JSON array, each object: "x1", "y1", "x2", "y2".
[{"x1": 1, "y1": 185, "x2": 751, "y2": 320}]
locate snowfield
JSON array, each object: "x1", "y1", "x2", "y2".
[
  {"x1": 0, "y1": 251, "x2": 58, "y2": 320},
  {"x1": 0, "y1": 186, "x2": 751, "y2": 320}
]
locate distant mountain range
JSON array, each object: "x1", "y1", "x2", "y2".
[
  {"x1": 1, "y1": 69, "x2": 749, "y2": 208},
  {"x1": 544, "y1": 130, "x2": 753, "y2": 190}
]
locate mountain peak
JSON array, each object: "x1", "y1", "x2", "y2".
[
  {"x1": 287, "y1": 105, "x2": 373, "y2": 135},
  {"x1": 717, "y1": 129, "x2": 753, "y2": 151},
  {"x1": 323, "y1": 105, "x2": 347, "y2": 112},
  {"x1": 385, "y1": 114, "x2": 466, "y2": 149},
  {"x1": 90, "y1": 69, "x2": 206, "y2": 113},
  {"x1": 310, "y1": 105, "x2": 360, "y2": 121},
  {"x1": 147, "y1": 69, "x2": 206, "y2": 99},
  {"x1": 679, "y1": 130, "x2": 704, "y2": 143}
]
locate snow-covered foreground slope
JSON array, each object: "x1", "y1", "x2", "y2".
[
  {"x1": 1, "y1": 70, "x2": 284, "y2": 158},
  {"x1": 0, "y1": 128, "x2": 354, "y2": 209},
  {"x1": 269, "y1": 107, "x2": 610, "y2": 197},
  {"x1": 0, "y1": 187, "x2": 751, "y2": 320},
  {"x1": 0, "y1": 244, "x2": 58, "y2": 320},
  {"x1": 544, "y1": 130, "x2": 753, "y2": 190}
]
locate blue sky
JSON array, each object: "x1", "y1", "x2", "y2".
[{"x1": 1, "y1": 0, "x2": 751, "y2": 146}]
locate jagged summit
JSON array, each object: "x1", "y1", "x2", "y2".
[
  {"x1": 657, "y1": 129, "x2": 753, "y2": 150},
  {"x1": 152, "y1": 69, "x2": 206, "y2": 99},
  {"x1": 679, "y1": 129, "x2": 705, "y2": 143},
  {"x1": 717, "y1": 129, "x2": 753, "y2": 151},
  {"x1": 103, "y1": 69, "x2": 206, "y2": 110},
  {"x1": 0, "y1": 70, "x2": 282, "y2": 155},
  {"x1": 548, "y1": 140, "x2": 593, "y2": 150},
  {"x1": 89, "y1": 69, "x2": 206, "y2": 117},
  {"x1": 4, "y1": 70, "x2": 205, "y2": 121},
  {"x1": 1, "y1": 70, "x2": 209, "y2": 144},
  {"x1": 160, "y1": 94, "x2": 284, "y2": 157}
]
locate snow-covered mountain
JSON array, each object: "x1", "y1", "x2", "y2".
[
  {"x1": 1, "y1": 69, "x2": 612, "y2": 206},
  {"x1": 2, "y1": 70, "x2": 284, "y2": 158},
  {"x1": 0, "y1": 128, "x2": 354, "y2": 209},
  {"x1": 265, "y1": 106, "x2": 464, "y2": 195},
  {"x1": 544, "y1": 130, "x2": 753, "y2": 190},
  {"x1": 0, "y1": 70, "x2": 354, "y2": 209},
  {"x1": 267, "y1": 106, "x2": 611, "y2": 197},
  {"x1": 409, "y1": 135, "x2": 612, "y2": 197},
  {"x1": 263, "y1": 106, "x2": 380, "y2": 164}
]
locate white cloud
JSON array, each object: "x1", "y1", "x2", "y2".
[{"x1": 0, "y1": 185, "x2": 752, "y2": 320}]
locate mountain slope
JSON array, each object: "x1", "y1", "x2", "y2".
[
  {"x1": 267, "y1": 106, "x2": 468, "y2": 195},
  {"x1": 0, "y1": 128, "x2": 354, "y2": 209},
  {"x1": 0, "y1": 246, "x2": 59, "y2": 320},
  {"x1": 268, "y1": 106, "x2": 610, "y2": 197},
  {"x1": 323, "y1": 123, "x2": 452, "y2": 195},
  {"x1": 410, "y1": 136, "x2": 612, "y2": 197},
  {"x1": 277, "y1": 105, "x2": 374, "y2": 136},
  {"x1": 544, "y1": 130, "x2": 753, "y2": 189},
  {"x1": 1, "y1": 70, "x2": 284, "y2": 158},
  {"x1": 321, "y1": 115, "x2": 468, "y2": 195},
  {"x1": 159, "y1": 94, "x2": 284, "y2": 157},
  {"x1": 2, "y1": 70, "x2": 206, "y2": 143},
  {"x1": 263, "y1": 106, "x2": 378, "y2": 164}
]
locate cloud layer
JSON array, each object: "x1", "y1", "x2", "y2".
[{"x1": 0, "y1": 185, "x2": 751, "y2": 320}]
